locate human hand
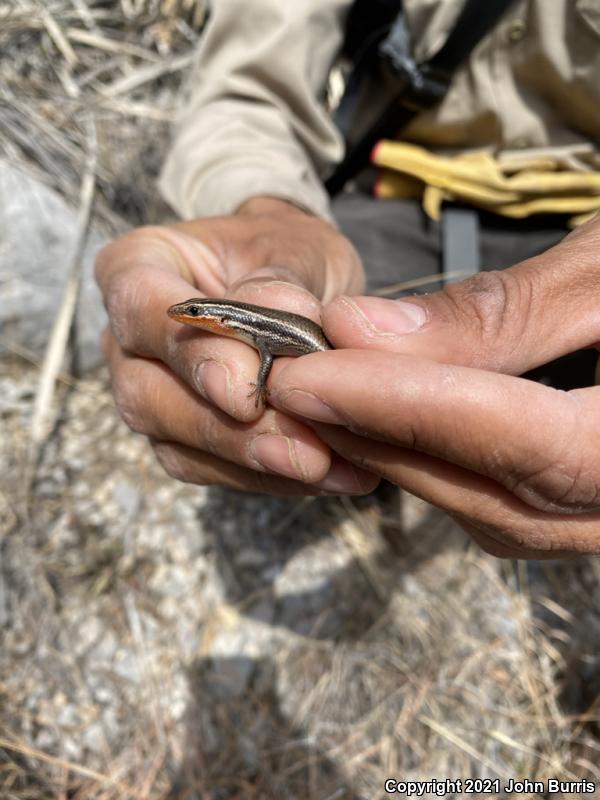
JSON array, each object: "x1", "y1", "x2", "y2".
[
  {"x1": 271, "y1": 213, "x2": 600, "y2": 555},
  {"x1": 95, "y1": 197, "x2": 375, "y2": 495}
]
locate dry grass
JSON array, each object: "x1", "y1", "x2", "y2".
[
  {"x1": 2, "y1": 2, "x2": 600, "y2": 799},
  {"x1": 3, "y1": 357, "x2": 600, "y2": 798},
  {"x1": 0, "y1": 0, "x2": 204, "y2": 229}
]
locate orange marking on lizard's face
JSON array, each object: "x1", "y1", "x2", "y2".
[
  {"x1": 167, "y1": 303, "x2": 240, "y2": 340},
  {"x1": 168, "y1": 311, "x2": 230, "y2": 335}
]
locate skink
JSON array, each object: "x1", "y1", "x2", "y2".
[{"x1": 167, "y1": 298, "x2": 332, "y2": 406}]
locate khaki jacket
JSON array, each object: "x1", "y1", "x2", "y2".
[{"x1": 159, "y1": 0, "x2": 600, "y2": 222}]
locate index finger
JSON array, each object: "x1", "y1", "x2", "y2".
[{"x1": 272, "y1": 349, "x2": 600, "y2": 515}]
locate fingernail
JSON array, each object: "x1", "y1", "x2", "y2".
[
  {"x1": 249, "y1": 434, "x2": 311, "y2": 480},
  {"x1": 194, "y1": 360, "x2": 234, "y2": 412},
  {"x1": 315, "y1": 461, "x2": 371, "y2": 494},
  {"x1": 280, "y1": 390, "x2": 344, "y2": 424},
  {"x1": 351, "y1": 296, "x2": 428, "y2": 334}
]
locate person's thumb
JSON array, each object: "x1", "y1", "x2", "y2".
[{"x1": 323, "y1": 214, "x2": 600, "y2": 375}]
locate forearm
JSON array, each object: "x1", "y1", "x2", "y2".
[{"x1": 159, "y1": 0, "x2": 351, "y2": 221}]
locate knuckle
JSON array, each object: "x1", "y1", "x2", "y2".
[
  {"x1": 114, "y1": 224, "x2": 168, "y2": 248},
  {"x1": 474, "y1": 534, "x2": 516, "y2": 559},
  {"x1": 481, "y1": 513, "x2": 580, "y2": 556},
  {"x1": 96, "y1": 232, "x2": 165, "y2": 351},
  {"x1": 200, "y1": 413, "x2": 221, "y2": 457},
  {"x1": 510, "y1": 458, "x2": 600, "y2": 513},
  {"x1": 112, "y1": 378, "x2": 146, "y2": 434},
  {"x1": 153, "y1": 443, "x2": 192, "y2": 483},
  {"x1": 153, "y1": 442, "x2": 249, "y2": 489},
  {"x1": 452, "y1": 515, "x2": 523, "y2": 557},
  {"x1": 480, "y1": 520, "x2": 541, "y2": 554},
  {"x1": 505, "y1": 396, "x2": 600, "y2": 514},
  {"x1": 124, "y1": 225, "x2": 178, "y2": 257},
  {"x1": 128, "y1": 224, "x2": 167, "y2": 240},
  {"x1": 104, "y1": 265, "x2": 149, "y2": 350},
  {"x1": 442, "y1": 270, "x2": 531, "y2": 369},
  {"x1": 456, "y1": 510, "x2": 561, "y2": 557},
  {"x1": 95, "y1": 226, "x2": 162, "y2": 278},
  {"x1": 252, "y1": 468, "x2": 282, "y2": 494}
]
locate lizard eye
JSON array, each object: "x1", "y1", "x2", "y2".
[{"x1": 187, "y1": 305, "x2": 201, "y2": 316}]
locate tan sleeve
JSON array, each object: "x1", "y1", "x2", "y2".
[{"x1": 159, "y1": 0, "x2": 351, "y2": 221}]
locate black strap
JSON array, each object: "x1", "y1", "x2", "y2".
[
  {"x1": 429, "y1": 0, "x2": 514, "y2": 75},
  {"x1": 326, "y1": 0, "x2": 514, "y2": 196}
]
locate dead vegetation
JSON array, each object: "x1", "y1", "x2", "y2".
[
  {"x1": 2, "y1": 1, "x2": 600, "y2": 798},
  {"x1": 0, "y1": 0, "x2": 204, "y2": 228}
]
